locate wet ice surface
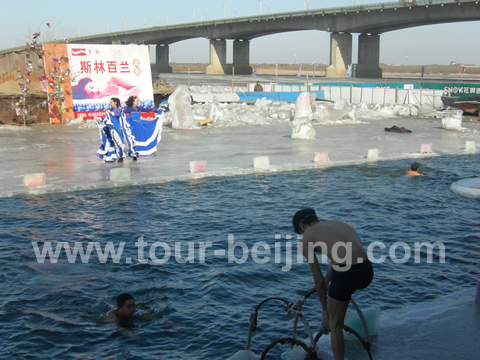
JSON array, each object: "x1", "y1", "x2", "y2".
[{"x1": 0, "y1": 89, "x2": 479, "y2": 198}]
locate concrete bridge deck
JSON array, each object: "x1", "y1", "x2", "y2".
[{"x1": 1, "y1": 1, "x2": 480, "y2": 79}]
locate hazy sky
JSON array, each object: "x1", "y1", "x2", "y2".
[{"x1": 1, "y1": 0, "x2": 479, "y2": 66}]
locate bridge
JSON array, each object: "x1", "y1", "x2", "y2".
[{"x1": 3, "y1": 0, "x2": 480, "y2": 78}]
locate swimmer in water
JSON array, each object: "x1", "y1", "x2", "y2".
[
  {"x1": 105, "y1": 293, "x2": 174, "y2": 329},
  {"x1": 406, "y1": 162, "x2": 424, "y2": 177}
]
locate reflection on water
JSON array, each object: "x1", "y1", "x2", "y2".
[{"x1": 0, "y1": 154, "x2": 479, "y2": 359}]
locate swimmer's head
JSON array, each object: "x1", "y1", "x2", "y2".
[
  {"x1": 411, "y1": 162, "x2": 420, "y2": 171},
  {"x1": 117, "y1": 293, "x2": 134, "y2": 308},
  {"x1": 292, "y1": 208, "x2": 318, "y2": 234},
  {"x1": 72, "y1": 77, "x2": 93, "y2": 100},
  {"x1": 116, "y1": 293, "x2": 136, "y2": 318}
]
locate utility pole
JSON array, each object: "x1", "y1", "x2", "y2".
[{"x1": 223, "y1": 4, "x2": 228, "y2": 19}]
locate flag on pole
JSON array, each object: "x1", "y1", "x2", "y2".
[
  {"x1": 251, "y1": 65, "x2": 257, "y2": 77},
  {"x1": 461, "y1": 66, "x2": 466, "y2": 78},
  {"x1": 421, "y1": 66, "x2": 425, "y2": 78},
  {"x1": 275, "y1": 64, "x2": 278, "y2": 77}
]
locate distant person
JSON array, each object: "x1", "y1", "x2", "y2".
[
  {"x1": 406, "y1": 162, "x2": 424, "y2": 177},
  {"x1": 254, "y1": 81, "x2": 263, "y2": 92},
  {"x1": 292, "y1": 208, "x2": 374, "y2": 360},
  {"x1": 105, "y1": 293, "x2": 174, "y2": 329},
  {"x1": 72, "y1": 76, "x2": 140, "y2": 100}
]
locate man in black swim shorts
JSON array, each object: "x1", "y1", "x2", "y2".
[{"x1": 292, "y1": 208, "x2": 374, "y2": 360}]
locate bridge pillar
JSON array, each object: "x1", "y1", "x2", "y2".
[
  {"x1": 154, "y1": 44, "x2": 172, "y2": 73},
  {"x1": 326, "y1": 32, "x2": 352, "y2": 78},
  {"x1": 206, "y1": 39, "x2": 232, "y2": 75},
  {"x1": 232, "y1": 40, "x2": 252, "y2": 75},
  {"x1": 356, "y1": 34, "x2": 382, "y2": 78}
]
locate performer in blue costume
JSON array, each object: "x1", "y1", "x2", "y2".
[
  {"x1": 106, "y1": 97, "x2": 123, "y2": 118},
  {"x1": 120, "y1": 96, "x2": 164, "y2": 160},
  {"x1": 96, "y1": 97, "x2": 125, "y2": 162},
  {"x1": 124, "y1": 95, "x2": 140, "y2": 114}
]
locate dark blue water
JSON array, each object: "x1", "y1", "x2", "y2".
[{"x1": 0, "y1": 154, "x2": 479, "y2": 359}]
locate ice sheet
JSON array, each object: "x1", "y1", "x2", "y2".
[{"x1": 0, "y1": 112, "x2": 479, "y2": 198}]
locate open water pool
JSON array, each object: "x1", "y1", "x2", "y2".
[{"x1": 0, "y1": 152, "x2": 479, "y2": 359}]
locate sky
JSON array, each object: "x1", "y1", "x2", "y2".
[{"x1": 1, "y1": 0, "x2": 479, "y2": 66}]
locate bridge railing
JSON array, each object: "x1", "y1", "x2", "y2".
[{"x1": 69, "y1": 0, "x2": 473, "y2": 39}]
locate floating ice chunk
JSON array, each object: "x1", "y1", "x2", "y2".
[
  {"x1": 372, "y1": 104, "x2": 396, "y2": 118},
  {"x1": 313, "y1": 104, "x2": 343, "y2": 123},
  {"x1": 169, "y1": 85, "x2": 196, "y2": 129},
  {"x1": 421, "y1": 143, "x2": 433, "y2": 153},
  {"x1": 314, "y1": 152, "x2": 329, "y2": 163},
  {"x1": 278, "y1": 108, "x2": 294, "y2": 121},
  {"x1": 254, "y1": 97, "x2": 272, "y2": 108},
  {"x1": 367, "y1": 149, "x2": 379, "y2": 161},
  {"x1": 450, "y1": 177, "x2": 480, "y2": 200},
  {"x1": 291, "y1": 117, "x2": 316, "y2": 139},
  {"x1": 442, "y1": 110, "x2": 463, "y2": 130},
  {"x1": 342, "y1": 109, "x2": 358, "y2": 122},
  {"x1": 207, "y1": 96, "x2": 222, "y2": 123},
  {"x1": 393, "y1": 105, "x2": 410, "y2": 117},
  {"x1": 253, "y1": 156, "x2": 270, "y2": 169},
  {"x1": 466, "y1": 141, "x2": 476, "y2": 152},
  {"x1": 189, "y1": 160, "x2": 207, "y2": 173},
  {"x1": 409, "y1": 105, "x2": 422, "y2": 117},
  {"x1": 291, "y1": 92, "x2": 316, "y2": 139},
  {"x1": 333, "y1": 98, "x2": 348, "y2": 110},
  {"x1": 24, "y1": 173, "x2": 46, "y2": 188},
  {"x1": 295, "y1": 92, "x2": 315, "y2": 119},
  {"x1": 359, "y1": 102, "x2": 370, "y2": 110},
  {"x1": 110, "y1": 168, "x2": 131, "y2": 182}
]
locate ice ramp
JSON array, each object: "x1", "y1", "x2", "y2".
[
  {"x1": 237, "y1": 90, "x2": 325, "y2": 102},
  {"x1": 191, "y1": 93, "x2": 240, "y2": 103}
]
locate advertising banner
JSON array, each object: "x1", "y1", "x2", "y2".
[
  {"x1": 43, "y1": 44, "x2": 154, "y2": 122},
  {"x1": 69, "y1": 44, "x2": 154, "y2": 119}
]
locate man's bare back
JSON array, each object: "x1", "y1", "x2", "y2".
[{"x1": 301, "y1": 220, "x2": 368, "y2": 268}]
